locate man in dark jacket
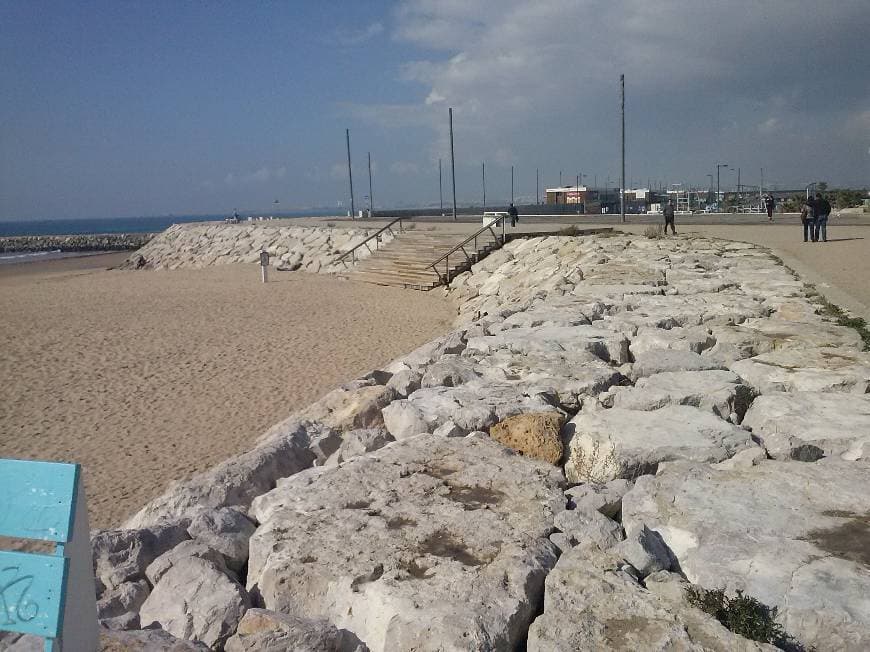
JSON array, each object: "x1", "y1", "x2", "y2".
[
  {"x1": 508, "y1": 203, "x2": 519, "y2": 227},
  {"x1": 800, "y1": 197, "x2": 816, "y2": 242},
  {"x1": 663, "y1": 200, "x2": 676, "y2": 234},
  {"x1": 765, "y1": 195, "x2": 775, "y2": 221},
  {"x1": 813, "y1": 192, "x2": 831, "y2": 242}
]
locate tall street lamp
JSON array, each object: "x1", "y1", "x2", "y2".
[{"x1": 716, "y1": 163, "x2": 729, "y2": 206}]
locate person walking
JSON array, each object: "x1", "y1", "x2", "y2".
[
  {"x1": 508, "y1": 202, "x2": 519, "y2": 228},
  {"x1": 814, "y1": 192, "x2": 831, "y2": 242},
  {"x1": 800, "y1": 196, "x2": 816, "y2": 242},
  {"x1": 765, "y1": 195, "x2": 775, "y2": 221},
  {"x1": 663, "y1": 199, "x2": 676, "y2": 235}
]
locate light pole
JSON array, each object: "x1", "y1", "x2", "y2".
[
  {"x1": 346, "y1": 128, "x2": 355, "y2": 219},
  {"x1": 715, "y1": 163, "x2": 728, "y2": 208},
  {"x1": 706, "y1": 174, "x2": 714, "y2": 203},
  {"x1": 449, "y1": 107, "x2": 457, "y2": 221}
]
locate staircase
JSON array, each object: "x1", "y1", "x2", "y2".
[{"x1": 342, "y1": 229, "x2": 503, "y2": 290}]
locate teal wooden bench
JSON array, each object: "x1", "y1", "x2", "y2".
[{"x1": 0, "y1": 459, "x2": 97, "y2": 651}]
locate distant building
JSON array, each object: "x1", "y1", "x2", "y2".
[{"x1": 545, "y1": 186, "x2": 588, "y2": 205}]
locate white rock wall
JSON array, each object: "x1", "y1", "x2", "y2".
[{"x1": 123, "y1": 222, "x2": 391, "y2": 272}]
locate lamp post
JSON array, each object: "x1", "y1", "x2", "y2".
[{"x1": 716, "y1": 163, "x2": 728, "y2": 207}]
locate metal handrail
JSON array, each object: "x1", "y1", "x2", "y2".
[
  {"x1": 335, "y1": 216, "x2": 408, "y2": 266},
  {"x1": 427, "y1": 216, "x2": 506, "y2": 284}
]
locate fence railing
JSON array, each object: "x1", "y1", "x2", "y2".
[
  {"x1": 334, "y1": 216, "x2": 410, "y2": 267},
  {"x1": 427, "y1": 216, "x2": 505, "y2": 285}
]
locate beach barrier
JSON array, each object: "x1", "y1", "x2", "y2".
[{"x1": 0, "y1": 460, "x2": 97, "y2": 651}]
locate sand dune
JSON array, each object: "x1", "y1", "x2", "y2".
[{"x1": 0, "y1": 256, "x2": 454, "y2": 528}]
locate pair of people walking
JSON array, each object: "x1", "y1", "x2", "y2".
[{"x1": 800, "y1": 193, "x2": 831, "y2": 242}]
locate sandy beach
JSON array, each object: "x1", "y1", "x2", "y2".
[{"x1": 0, "y1": 255, "x2": 454, "y2": 528}]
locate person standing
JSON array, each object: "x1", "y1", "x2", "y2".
[
  {"x1": 800, "y1": 196, "x2": 816, "y2": 242},
  {"x1": 814, "y1": 192, "x2": 831, "y2": 242},
  {"x1": 765, "y1": 195, "x2": 775, "y2": 221},
  {"x1": 508, "y1": 202, "x2": 519, "y2": 227},
  {"x1": 663, "y1": 199, "x2": 676, "y2": 235}
]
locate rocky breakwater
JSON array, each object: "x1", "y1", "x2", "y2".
[
  {"x1": 121, "y1": 222, "x2": 389, "y2": 272},
  {"x1": 72, "y1": 232, "x2": 870, "y2": 651},
  {"x1": 0, "y1": 232, "x2": 153, "y2": 253}
]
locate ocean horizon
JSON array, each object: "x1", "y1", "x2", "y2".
[{"x1": 0, "y1": 210, "x2": 341, "y2": 237}]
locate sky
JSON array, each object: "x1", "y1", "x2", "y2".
[{"x1": 1, "y1": 0, "x2": 868, "y2": 221}]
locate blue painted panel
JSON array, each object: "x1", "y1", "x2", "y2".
[
  {"x1": 0, "y1": 551, "x2": 68, "y2": 638},
  {"x1": 0, "y1": 460, "x2": 79, "y2": 542}
]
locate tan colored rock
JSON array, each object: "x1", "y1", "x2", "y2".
[{"x1": 489, "y1": 412, "x2": 564, "y2": 464}]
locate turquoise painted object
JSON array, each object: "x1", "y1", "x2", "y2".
[
  {"x1": 0, "y1": 551, "x2": 68, "y2": 638},
  {"x1": 0, "y1": 459, "x2": 80, "y2": 647}
]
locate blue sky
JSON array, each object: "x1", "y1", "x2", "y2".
[{"x1": 1, "y1": 1, "x2": 868, "y2": 220}]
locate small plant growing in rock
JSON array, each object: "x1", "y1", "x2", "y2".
[{"x1": 685, "y1": 585, "x2": 805, "y2": 649}]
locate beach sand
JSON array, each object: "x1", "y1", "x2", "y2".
[{"x1": 0, "y1": 256, "x2": 455, "y2": 528}]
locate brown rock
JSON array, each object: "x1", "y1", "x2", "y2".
[{"x1": 489, "y1": 412, "x2": 564, "y2": 464}]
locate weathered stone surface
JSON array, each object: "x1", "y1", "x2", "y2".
[
  {"x1": 97, "y1": 579, "x2": 149, "y2": 623},
  {"x1": 298, "y1": 382, "x2": 396, "y2": 431},
  {"x1": 489, "y1": 412, "x2": 564, "y2": 464},
  {"x1": 553, "y1": 507, "x2": 624, "y2": 551},
  {"x1": 187, "y1": 508, "x2": 256, "y2": 572},
  {"x1": 712, "y1": 446, "x2": 768, "y2": 470},
  {"x1": 730, "y1": 347, "x2": 870, "y2": 394},
  {"x1": 610, "y1": 370, "x2": 756, "y2": 421},
  {"x1": 563, "y1": 405, "x2": 752, "y2": 483},
  {"x1": 139, "y1": 556, "x2": 250, "y2": 650},
  {"x1": 384, "y1": 330, "x2": 467, "y2": 375},
  {"x1": 738, "y1": 317, "x2": 864, "y2": 350},
  {"x1": 622, "y1": 459, "x2": 870, "y2": 651},
  {"x1": 99, "y1": 627, "x2": 211, "y2": 651},
  {"x1": 527, "y1": 547, "x2": 773, "y2": 651},
  {"x1": 325, "y1": 427, "x2": 395, "y2": 466},
  {"x1": 466, "y1": 325, "x2": 630, "y2": 364},
  {"x1": 741, "y1": 392, "x2": 870, "y2": 460},
  {"x1": 628, "y1": 326, "x2": 716, "y2": 356},
  {"x1": 124, "y1": 421, "x2": 330, "y2": 528},
  {"x1": 564, "y1": 479, "x2": 632, "y2": 519},
  {"x1": 146, "y1": 539, "x2": 231, "y2": 586},
  {"x1": 630, "y1": 349, "x2": 725, "y2": 380},
  {"x1": 92, "y1": 522, "x2": 190, "y2": 592},
  {"x1": 225, "y1": 609, "x2": 368, "y2": 652},
  {"x1": 613, "y1": 525, "x2": 675, "y2": 578},
  {"x1": 420, "y1": 354, "x2": 480, "y2": 388},
  {"x1": 247, "y1": 435, "x2": 564, "y2": 652},
  {"x1": 382, "y1": 381, "x2": 558, "y2": 440},
  {"x1": 385, "y1": 368, "x2": 421, "y2": 398}
]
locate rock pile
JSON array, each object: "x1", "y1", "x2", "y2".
[
  {"x1": 84, "y1": 233, "x2": 870, "y2": 650},
  {"x1": 0, "y1": 233, "x2": 153, "y2": 253},
  {"x1": 121, "y1": 222, "x2": 389, "y2": 272}
]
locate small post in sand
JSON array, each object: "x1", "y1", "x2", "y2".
[{"x1": 260, "y1": 250, "x2": 269, "y2": 283}]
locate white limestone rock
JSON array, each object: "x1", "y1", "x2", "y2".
[
  {"x1": 124, "y1": 421, "x2": 330, "y2": 528},
  {"x1": 564, "y1": 479, "x2": 632, "y2": 519},
  {"x1": 611, "y1": 369, "x2": 756, "y2": 421},
  {"x1": 139, "y1": 556, "x2": 250, "y2": 650},
  {"x1": 628, "y1": 326, "x2": 716, "y2": 356},
  {"x1": 385, "y1": 369, "x2": 421, "y2": 398},
  {"x1": 382, "y1": 381, "x2": 559, "y2": 440},
  {"x1": 225, "y1": 609, "x2": 368, "y2": 652},
  {"x1": 187, "y1": 507, "x2": 256, "y2": 572},
  {"x1": 325, "y1": 427, "x2": 395, "y2": 466},
  {"x1": 553, "y1": 507, "x2": 624, "y2": 550},
  {"x1": 613, "y1": 525, "x2": 675, "y2": 578},
  {"x1": 563, "y1": 405, "x2": 752, "y2": 483},
  {"x1": 92, "y1": 522, "x2": 190, "y2": 592},
  {"x1": 96, "y1": 579, "x2": 149, "y2": 626},
  {"x1": 247, "y1": 435, "x2": 564, "y2": 652},
  {"x1": 146, "y1": 539, "x2": 232, "y2": 586},
  {"x1": 99, "y1": 628, "x2": 211, "y2": 650},
  {"x1": 465, "y1": 324, "x2": 630, "y2": 364},
  {"x1": 621, "y1": 458, "x2": 870, "y2": 651},
  {"x1": 729, "y1": 347, "x2": 870, "y2": 394},
  {"x1": 526, "y1": 546, "x2": 774, "y2": 651},
  {"x1": 630, "y1": 350, "x2": 725, "y2": 380},
  {"x1": 420, "y1": 354, "x2": 481, "y2": 387},
  {"x1": 741, "y1": 392, "x2": 870, "y2": 460}
]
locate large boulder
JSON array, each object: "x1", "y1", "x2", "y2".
[
  {"x1": 563, "y1": 405, "x2": 752, "y2": 483},
  {"x1": 247, "y1": 435, "x2": 564, "y2": 651},
  {"x1": 225, "y1": 609, "x2": 368, "y2": 652},
  {"x1": 187, "y1": 507, "x2": 256, "y2": 572},
  {"x1": 139, "y1": 556, "x2": 250, "y2": 650},
  {"x1": 628, "y1": 326, "x2": 716, "y2": 356},
  {"x1": 382, "y1": 381, "x2": 559, "y2": 440},
  {"x1": 489, "y1": 412, "x2": 564, "y2": 464},
  {"x1": 296, "y1": 381, "x2": 397, "y2": 431},
  {"x1": 729, "y1": 347, "x2": 870, "y2": 394},
  {"x1": 124, "y1": 421, "x2": 332, "y2": 528},
  {"x1": 99, "y1": 628, "x2": 210, "y2": 651},
  {"x1": 526, "y1": 547, "x2": 774, "y2": 651},
  {"x1": 465, "y1": 325, "x2": 630, "y2": 364},
  {"x1": 621, "y1": 458, "x2": 870, "y2": 651},
  {"x1": 629, "y1": 349, "x2": 725, "y2": 380},
  {"x1": 610, "y1": 370, "x2": 756, "y2": 422},
  {"x1": 92, "y1": 521, "x2": 190, "y2": 592},
  {"x1": 741, "y1": 392, "x2": 870, "y2": 460},
  {"x1": 325, "y1": 427, "x2": 395, "y2": 466}
]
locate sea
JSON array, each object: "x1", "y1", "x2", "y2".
[{"x1": 0, "y1": 210, "x2": 339, "y2": 265}]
